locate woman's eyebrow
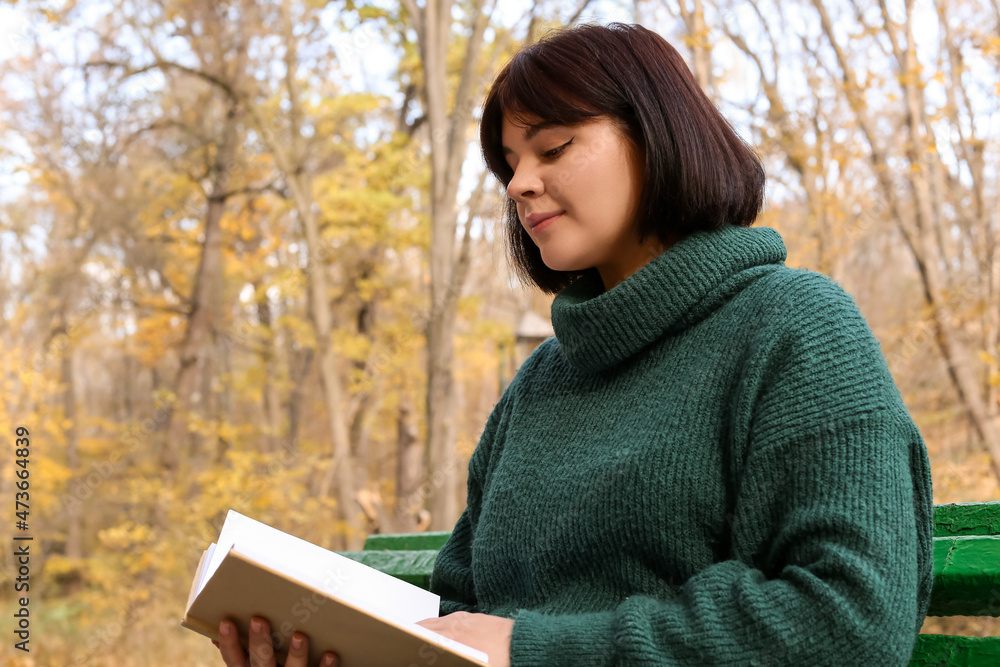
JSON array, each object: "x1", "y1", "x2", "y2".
[{"x1": 502, "y1": 121, "x2": 561, "y2": 156}]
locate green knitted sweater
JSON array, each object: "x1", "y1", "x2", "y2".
[{"x1": 430, "y1": 223, "x2": 934, "y2": 666}]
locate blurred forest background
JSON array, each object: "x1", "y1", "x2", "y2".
[{"x1": 0, "y1": 0, "x2": 998, "y2": 664}]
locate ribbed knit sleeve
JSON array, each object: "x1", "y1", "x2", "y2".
[
  {"x1": 507, "y1": 275, "x2": 934, "y2": 666},
  {"x1": 431, "y1": 388, "x2": 513, "y2": 616}
]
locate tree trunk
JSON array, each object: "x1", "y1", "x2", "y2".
[
  {"x1": 256, "y1": 281, "x2": 284, "y2": 455},
  {"x1": 350, "y1": 292, "x2": 378, "y2": 477},
  {"x1": 813, "y1": 0, "x2": 1000, "y2": 485},
  {"x1": 937, "y1": 0, "x2": 996, "y2": 418},
  {"x1": 60, "y1": 324, "x2": 83, "y2": 586},
  {"x1": 283, "y1": 168, "x2": 360, "y2": 550},
  {"x1": 413, "y1": 0, "x2": 491, "y2": 530},
  {"x1": 678, "y1": 0, "x2": 714, "y2": 94},
  {"x1": 162, "y1": 98, "x2": 241, "y2": 477},
  {"x1": 284, "y1": 344, "x2": 312, "y2": 458},
  {"x1": 896, "y1": 0, "x2": 1000, "y2": 485},
  {"x1": 395, "y1": 392, "x2": 424, "y2": 533}
]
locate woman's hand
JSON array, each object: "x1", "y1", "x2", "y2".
[
  {"x1": 212, "y1": 616, "x2": 339, "y2": 667},
  {"x1": 416, "y1": 611, "x2": 514, "y2": 667}
]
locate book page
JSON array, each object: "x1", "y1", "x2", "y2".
[
  {"x1": 200, "y1": 510, "x2": 439, "y2": 626},
  {"x1": 195, "y1": 542, "x2": 216, "y2": 599}
]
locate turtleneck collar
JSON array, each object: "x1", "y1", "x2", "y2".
[{"x1": 549, "y1": 224, "x2": 788, "y2": 374}]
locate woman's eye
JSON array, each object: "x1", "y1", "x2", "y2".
[
  {"x1": 542, "y1": 138, "x2": 573, "y2": 159},
  {"x1": 505, "y1": 137, "x2": 574, "y2": 170}
]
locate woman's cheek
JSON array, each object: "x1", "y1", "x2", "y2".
[{"x1": 567, "y1": 146, "x2": 591, "y2": 171}]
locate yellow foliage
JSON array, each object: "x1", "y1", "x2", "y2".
[
  {"x1": 273, "y1": 269, "x2": 308, "y2": 299},
  {"x1": 42, "y1": 554, "x2": 84, "y2": 580},
  {"x1": 457, "y1": 294, "x2": 483, "y2": 320},
  {"x1": 133, "y1": 311, "x2": 184, "y2": 367},
  {"x1": 83, "y1": 415, "x2": 120, "y2": 434},
  {"x1": 334, "y1": 330, "x2": 372, "y2": 362},
  {"x1": 78, "y1": 436, "x2": 116, "y2": 457},
  {"x1": 42, "y1": 418, "x2": 67, "y2": 448},
  {"x1": 276, "y1": 313, "x2": 317, "y2": 348},
  {"x1": 128, "y1": 550, "x2": 156, "y2": 575},
  {"x1": 217, "y1": 420, "x2": 239, "y2": 443},
  {"x1": 97, "y1": 522, "x2": 152, "y2": 550}
]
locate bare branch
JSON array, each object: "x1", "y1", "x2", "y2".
[
  {"x1": 453, "y1": 167, "x2": 489, "y2": 293},
  {"x1": 567, "y1": 0, "x2": 597, "y2": 26},
  {"x1": 218, "y1": 182, "x2": 282, "y2": 200},
  {"x1": 400, "y1": 0, "x2": 424, "y2": 48},
  {"x1": 85, "y1": 59, "x2": 240, "y2": 102},
  {"x1": 444, "y1": 0, "x2": 492, "y2": 209},
  {"x1": 744, "y1": 0, "x2": 780, "y2": 80},
  {"x1": 132, "y1": 300, "x2": 193, "y2": 316}
]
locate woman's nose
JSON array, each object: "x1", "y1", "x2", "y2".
[{"x1": 506, "y1": 164, "x2": 543, "y2": 200}]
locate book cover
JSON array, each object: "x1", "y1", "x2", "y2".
[{"x1": 181, "y1": 510, "x2": 490, "y2": 667}]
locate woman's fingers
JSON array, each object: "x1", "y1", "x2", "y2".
[
  {"x1": 247, "y1": 616, "x2": 276, "y2": 667},
  {"x1": 217, "y1": 620, "x2": 249, "y2": 667},
  {"x1": 215, "y1": 616, "x2": 339, "y2": 667},
  {"x1": 283, "y1": 632, "x2": 309, "y2": 667},
  {"x1": 283, "y1": 631, "x2": 340, "y2": 667}
]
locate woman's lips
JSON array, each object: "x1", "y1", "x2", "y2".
[{"x1": 530, "y1": 213, "x2": 562, "y2": 232}]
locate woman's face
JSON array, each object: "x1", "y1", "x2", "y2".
[{"x1": 502, "y1": 112, "x2": 668, "y2": 291}]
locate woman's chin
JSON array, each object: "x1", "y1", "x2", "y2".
[
  {"x1": 539, "y1": 253, "x2": 591, "y2": 274},
  {"x1": 543, "y1": 260, "x2": 590, "y2": 274}
]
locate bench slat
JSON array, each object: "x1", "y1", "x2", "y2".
[
  {"x1": 909, "y1": 634, "x2": 1000, "y2": 666},
  {"x1": 363, "y1": 531, "x2": 452, "y2": 552},
  {"x1": 934, "y1": 502, "x2": 1000, "y2": 538},
  {"x1": 928, "y1": 535, "x2": 1000, "y2": 617}
]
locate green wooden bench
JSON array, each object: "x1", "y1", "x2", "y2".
[{"x1": 339, "y1": 501, "x2": 1000, "y2": 666}]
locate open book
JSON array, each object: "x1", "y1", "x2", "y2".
[{"x1": 181, "y1": 510, "x2": 490, "y2": 667}]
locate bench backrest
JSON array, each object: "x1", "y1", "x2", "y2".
[{"x1": 338, "y1": 502, "x2": 1000, "y2": 666}]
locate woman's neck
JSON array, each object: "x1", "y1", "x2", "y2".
[{"x1": 596, "y1": 234, "x2": 679, "y2": 292}]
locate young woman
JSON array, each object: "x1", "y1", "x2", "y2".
[{"x1": 215, "y1": 21, "x2": 933, "y2": 667}]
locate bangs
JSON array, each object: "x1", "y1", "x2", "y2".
[{"x1": 481, "y1": 46, "x2": 616, "y2": 187}]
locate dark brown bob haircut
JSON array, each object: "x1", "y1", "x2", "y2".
[{"x1": 480, "y1": 22, "x2": 766, "y2": 294}]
